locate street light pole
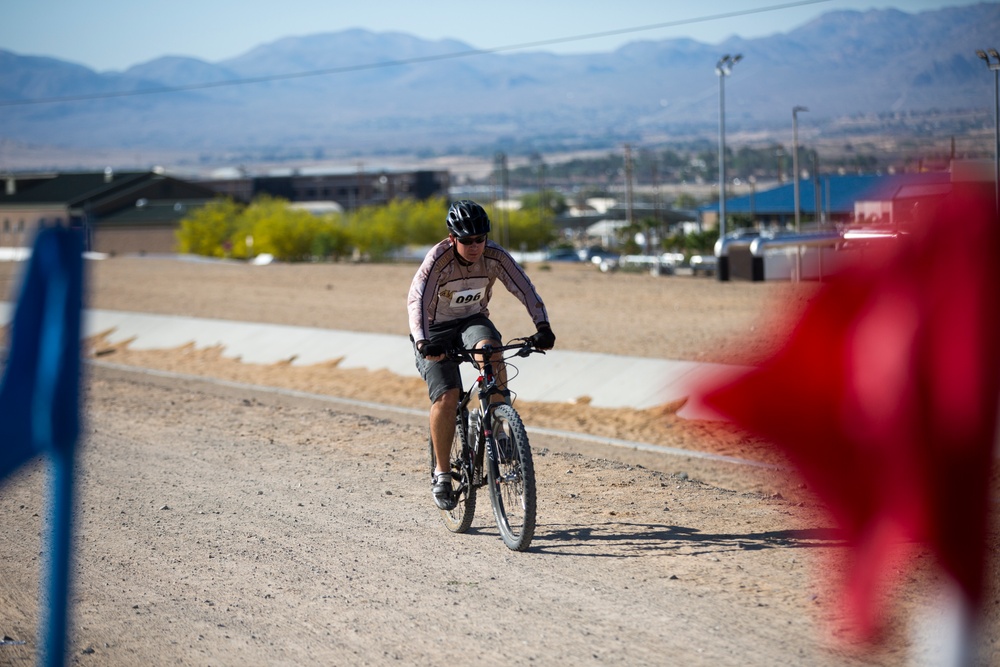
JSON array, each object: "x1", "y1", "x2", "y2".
[
  {"x1": 716, "y1": 53, "x2": 741, "y2": 281},
  {"x1": 792, "y1": 106, "x2": 808, "y2": 233},
  {"x1": 792, "y1": 105, "x2": 808, "y2": 282},
  {"x1": 976, "y1": 49, "x2": 1000, "y2": 217}
]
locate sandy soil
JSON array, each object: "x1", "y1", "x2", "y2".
[{"x1": 0, "y1": 256, "x2": 996, "y2": 666}]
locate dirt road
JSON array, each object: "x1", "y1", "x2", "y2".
[{"x1": 0, "y1": 257, "x2": 995, "y2": 665}]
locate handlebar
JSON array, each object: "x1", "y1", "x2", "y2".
[{"x1": 446, "y1": 337, "x2": 545, "y2": 364}]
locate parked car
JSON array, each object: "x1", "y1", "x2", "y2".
[
  {"x1": 543, "y1": 248, "x2": 582, "y2": 262},
  {"x1": 592, "y1": 254, "x2": 620, "y2": 273},
  {"x1": 581, "y1": 246, "x2": 615, "y2": 261},
  {"x1": 585, "y1": 247, "x2": 621, "y2": 273},
  {"x1": 622, "y1": 253, "x2": 682, "y2": 275},
  {"x1": 689, "y1": 254, "x2": 718, "y2": 276}
]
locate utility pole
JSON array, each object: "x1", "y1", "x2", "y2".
[
  {"x1": 792, "y1": 105, "x2": 808, "y2": 282},
  {"x1": 792, "y1": 106, "x2": 808, "y2": 234},
  {"x1": 715, "y1": 53, "x2": 741, "y2": 281},
  {"x1": 494, "y1": 152, "x2": 510, "y2": 247},
  {"x1": 624, "y1": 143, "x2": 634, "y2": 228},
  {"x1": 976, "y1": 49, "x2": 1000, "y2": 217}
]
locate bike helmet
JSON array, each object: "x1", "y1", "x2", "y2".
[{"x1": 446, "y1": 200, "x2": 491, "y2": 237}]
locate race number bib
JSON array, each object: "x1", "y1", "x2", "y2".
[{"x1": 451, "y1": 287, "x2": 485, "y2": 308}]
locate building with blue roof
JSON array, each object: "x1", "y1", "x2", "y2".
[
  {"x1": 699, "y1": 162, "x2": 994, "y2": 281},
  {"x1": 698, "y1": 171, "x2": 954, "y2": 230}
]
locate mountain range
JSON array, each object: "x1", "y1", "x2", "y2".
[{"x1": 1, "y1": 3, "x2": 999, "y2": 165}]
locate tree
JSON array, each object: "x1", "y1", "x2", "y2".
[
  {"x1": 673, "y1": 192, "x2": 700, "y2": 210},
  {"x1": 310, "y1": 220, "x2": 352, "y2": 261},
  {"x1": 520, "y1": 190, "x2": 567, "y2": 216},
  {"x1": 176, "y1": 198, "x2": 243, "y2": 257},
  {"x1": 394, "y1": 197, "x2": 449, "y2": 245},
  {"x1": 176, "y1": 195, "x2": 453, "y2": 262},
  {"x1": 233, "y1": 195, "x2": 334, "y2": 262},
  {"x1": 506, "y1": 208, "x2": 557, "y2": 251},
  {"x1": 349, "y1": 204, "x2": 406, "y2": 259}
]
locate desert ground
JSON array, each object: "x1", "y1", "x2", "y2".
[{"x1": 0, "y1": 256, "x2": 996, "y2": 666}]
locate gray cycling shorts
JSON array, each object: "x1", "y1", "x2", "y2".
[{"x1": 414, "y1": 314, "x2": 502, "y2": 403}]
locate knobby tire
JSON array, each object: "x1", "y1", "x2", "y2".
[
  {"x1": 486, "y1": 403, "x2": 536, "y2": 551},
  {"x1": 429, "y1": 409, "x2": 476, "y2": 533}
]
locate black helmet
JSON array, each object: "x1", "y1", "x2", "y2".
[{"x1": 446, "y1": 200, "x2": 491, "y2": 237}]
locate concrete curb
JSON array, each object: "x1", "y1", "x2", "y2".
[{"x1": 1, "y1": 302, "x2": 745, "y2": 418}]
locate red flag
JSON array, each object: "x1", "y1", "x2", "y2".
[{"x1": 700, "y1": 190, "x2": 1000, "y2": 638}]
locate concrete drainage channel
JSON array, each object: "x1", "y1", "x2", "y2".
[
  {"x1": 3, "y1": 302, "x2": 765, "y2": 468},
  {"x1": 53, "y1": 307, "x2": 746, "y2": 417},
  {"x1": 89, "y1": 358, "x2": 773, "y2": 469}
]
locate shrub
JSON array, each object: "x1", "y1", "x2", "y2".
[{"x1": 176, "y1": 198, "x2": 244, "y2": 257}]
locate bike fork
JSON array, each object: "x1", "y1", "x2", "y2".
[
  {"x1": 479, "y1": 405, "x2": 503, "y2": 485},
  {"x1": 466, "y1": 406, "x2": 484, "y2": 487}
]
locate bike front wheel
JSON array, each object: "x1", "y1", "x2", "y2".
[
  {"x1": 428, "y1": 409, "x2": 476, "y2": 533},
  {"x1": 486, "y1": 403, "x2": 536, "y2": 551}
]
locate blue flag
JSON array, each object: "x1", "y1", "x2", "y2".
[
  {"x1": 0, "y1": 227, "x2": 83, "y2": 480},
  {"x1": 1, "y1": 227, "x2": 83, "y2": 667}
]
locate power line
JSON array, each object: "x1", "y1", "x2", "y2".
[{"x1": 0, "y1": 0, "x2": 832, "y2": 108}]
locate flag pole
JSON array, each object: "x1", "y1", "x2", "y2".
[{"x1": 43, "y1": 446, "x2": 76, "y2": 667}]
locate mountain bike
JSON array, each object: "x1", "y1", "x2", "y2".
[{"x1": 428, "y1": 337, "x2": 543, "y2": 551}]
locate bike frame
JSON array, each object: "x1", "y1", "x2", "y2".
[
  {"x1": 451, "y1": 339, "x2": 538, "y2": 489},
  {"x1": 436, "y1": 337, "x2": 541, "y2": 550}
]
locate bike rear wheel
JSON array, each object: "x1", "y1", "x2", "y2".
[
  {"x1": 486, "y1": 403, "x2": 536, "y2": 551},
  {"x1": 428, "y1": 408, "x2": 476, "y2": 532}
]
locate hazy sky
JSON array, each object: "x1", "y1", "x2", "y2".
[{"x1": 1, "y1": 0, "x2": 991, "y2": 72}]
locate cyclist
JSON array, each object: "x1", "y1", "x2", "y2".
[{"x1": 407, "y1": 200, "x2": 556, "y2": 510}]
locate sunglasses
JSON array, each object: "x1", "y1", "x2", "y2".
[{"x1": 456, "y1": 235, "x2": 487, "y2": 245}]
